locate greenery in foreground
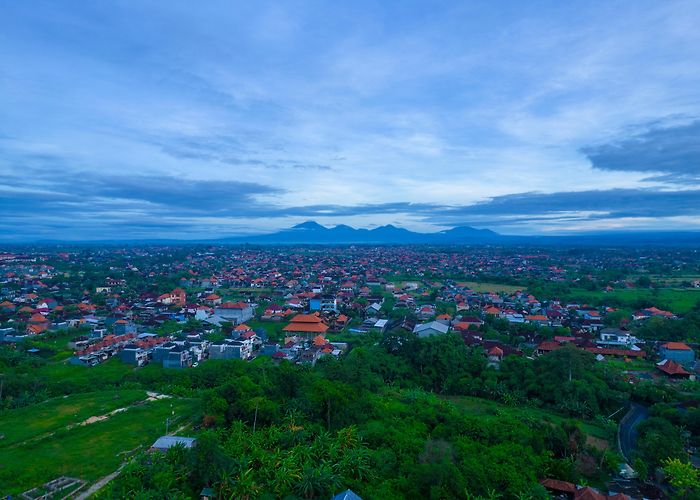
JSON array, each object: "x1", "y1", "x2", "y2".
[{"x1": 2, "y1": 329, "x2": 698, "y2": 498}]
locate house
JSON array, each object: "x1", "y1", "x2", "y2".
[
  {"x1": 0, "y1": 300, "x2": 16, "y2": 312},
  {"x1": 283, "y1": 314, "x2": 329, "y2": 337},
  {"x1": 214, "y1": 301, "x2": 254, "y2": 324},
  {"x1": 658, "y1": 342, "x2": 695, "y2": 366},
  {"x1": 158, "y1": 288, "x2": 186, "y2": 307},
  {"x1": 413, "y1": 321, "x2": 449, "y2": 338},
  {"x1": 373, "y1": 319, "x2": 389, "y2": 333},
  {"x1": 656, "y1": 359, "x2": 692, "y2": 379},
  {"x1": 203, "y1": 294, "x2": 222, "y2": 306},
  {"x1": 162, "y1": 345, "x2": 192, "y2": 368},
  {"x1": 118, "y1": 344, "x2": 148, "y2": 366},
  {"x1": 416, "y1": 304, "x2": 436, "y2": 319},
  {"x1": 151, "y1": 436, "x2": 197, "y2": 452},
  {"x1": 365, "y1": 303, "x2": 382, "y2": 316},
  {"x1": 597, "y1": 328, "x2": 642, "y2": 349},
  {"x1": 525, "y1": 314, "x2": 549, "y2": 326},
  {"x1": 113, "y1": 319, "x2": 137, "y2": 336},
  {"x1": 209, "y1": 338, "x2": 253, "y2": 360},
  {"x1": 504, "y1": 312, "x2": 525, "y2": 323},
  {"x1": 309, "y1": 294, "x2": 338, "y2": 312},
  {"x1": 540, "y1": 480, "x2": 630, "y2": 500},
  {"x1": 633, "y1": 306, "x2": 675, "y2": 321},
  {"x1": 435, "y1": 313, "x2": 451, "y2": 325},
  {"x1": 487, "y1": 346, "x2": 503, "y2": 369},
  {"x1": 454, "y1": 316, "x2": 484, "y2": 330},
  {"x1": 331, "y1": 490, "x2": 363, "y2": 500}
]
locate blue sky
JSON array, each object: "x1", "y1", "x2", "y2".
[{"x1": 1, "y1": 0, "x2": 700, "y2": 240}]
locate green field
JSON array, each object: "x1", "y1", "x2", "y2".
[
  {"x1": 0, "y1": 390, "x2": 147, "y2": 447},
  {"x1": 457, "y1": 281, "x2": 523, "y2": 294},
  {"x1": 567, "y1": 287, "x2": 700, "y2": 314},
  {"x1": 30, "y1": 357, "x2": 143, "y2": 392},
  {"x1": 0, "y1": 390, "x2": 198, "y2": 495}
]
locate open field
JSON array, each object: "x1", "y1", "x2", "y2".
[
  {"x1": 567, "y1": 287, "x2": 700, "y2": 314},
  {"x1": 457, "y1": 281, "x2": 523, "y2": 294},
  {"x1": 0, "y1": 390, "x2": 198, "y2": 495},
  {"x1": 0, "y1": 390, "x2": 147, "y2": 447},
  {"x1": 644, "y1": 275, "x2": 700, "y2": 286},
  {"x1": 33, "y1": 357, "x2": 143, "y2": 388}
]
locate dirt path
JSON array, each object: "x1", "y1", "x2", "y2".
[{"x1": 75, "y1": 464, "x2": 125, "y2": 499}]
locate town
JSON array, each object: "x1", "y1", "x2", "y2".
[{"x1": 1, "y1": 245, "x2": 700, "y2": 498}]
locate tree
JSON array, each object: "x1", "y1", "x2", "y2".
[
  {"x1": 638, "y1": 417, "x2": 686, "y2": 471},
  {"x1": 662, "y1": 458, "x2": 700, "y2": 499}
]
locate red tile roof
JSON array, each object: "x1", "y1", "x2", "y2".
[
  {"x1": 219, "y1": 301, "x2": 250, "y2": 309},
  {"x1": 540, "y1": 479, "x2": 576, "y2": 494},
  {"x1": 657, "y1": 359, "x2": 691, "y2": 376},
  {"x1": 661, "y1": 342, "x2": 692, "y2": 351},
  {"x1": 575, "y1": 487, "x2": 607, "y2": 500}
]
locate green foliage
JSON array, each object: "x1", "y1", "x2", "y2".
[
  {"x1": 0, "y1": 319, "x2": 658, "y2": 498},
  {"x1": 662, "y1": 458, "x2": 700, "y2": 499},
  {"x1": 637, "y1": 417, "x2": 686, "y2": 471}
]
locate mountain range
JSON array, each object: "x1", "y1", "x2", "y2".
[{"x1": 217, "y1": 221, "x2": 700, "y2": 246}]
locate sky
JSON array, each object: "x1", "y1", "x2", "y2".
[{"x1": 1, "y1": 0, "x2": 700, "y2": 241}]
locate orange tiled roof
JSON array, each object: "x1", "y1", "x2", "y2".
[
  {"x1": 657, "y1": 359, "x2": 691, "y2": 376},
  {"x1": 283, "y1": 322, "x2": 329, "y2": 334},
  {"x1": 661, "y1": 342, "x2": 692, "y2": 351}
]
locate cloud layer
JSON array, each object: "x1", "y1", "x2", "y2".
[
  {"x1": 582, "y1": 120, "x2": 700, "y2": 184},
  {"x1": 1, "y1": 1, "x2": 700, "y2": 240}
]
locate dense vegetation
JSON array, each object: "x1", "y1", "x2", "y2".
[{"x1": 74, "y1": 333, "x2": 628, "y2": 498}]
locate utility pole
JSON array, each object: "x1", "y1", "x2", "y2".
[
  {"x1": 253, "y1": 400, "x2": 259, "y2": 433},
  {"x1": 166, "y1": 403, "x2": 174, "y2": 435}
]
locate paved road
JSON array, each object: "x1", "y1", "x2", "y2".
[{"x1": 619, "y1": 403, "x2": 649, "y2": 462}]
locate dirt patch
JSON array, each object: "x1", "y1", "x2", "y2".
[
  {"x1": 146, "y1": 391, "x2": 172, "y2": 401},
  {"x1": 586, "y1": 435, "x2": 609, "y2": 451},
  {"x1": 78, "y1": 407, "x2": 127, "y2": 426}
]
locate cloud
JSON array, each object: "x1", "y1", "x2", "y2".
[
  {"x1": 0, "y1": 162, "x2": 283, "y2": 219},
  {"x1": 581, "y1": 119, "x2": 700, "y2": 184},
  {"x1": 2, "y1": 1, "x2": 700, "y2": 239}
]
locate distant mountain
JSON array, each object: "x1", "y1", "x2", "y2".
[
  {"x1": 438, "y1": 225, "x2": 503, "y2": 242},
  {"x1": 15, "y1": 223, "x2": 700, "y2": 246},
  {"x1": 216, "y1": 222, "x2": 700, "y2": 246},
  {"x1": 217, "y1": 221, "x2": 508, "y2": 245},
  {"x1": 292, "y1": 221, "x2": 328, "y2": 231}
]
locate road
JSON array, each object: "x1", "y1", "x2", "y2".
[{"x1": 618, "y1": 402, "x2": 649, "y2": 463}]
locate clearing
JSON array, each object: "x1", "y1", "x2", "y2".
[{"x1": 0, "y1": 390, "x2": 197, "y2": 495}]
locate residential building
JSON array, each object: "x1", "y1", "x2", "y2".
[
  {"x1": 659, "y1": 342, "x2": 695, "y2": 366},
  {"x1": 214, "y1": 301, "x2": 254, "y2": 324},
  {"x1": 413, "y1": 321, "x2": 449, "y2": 338}
]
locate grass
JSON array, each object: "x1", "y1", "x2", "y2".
[
  {"x1": 0, "y1": 391, "x2": 198, "y2": 495},
  {"x1": 646, "y1": 274, "x2": 700, "y2": 286},
  {"x1": 602, "y1": 358, "x2": 654, "y2": 372},
  {"x1": 567, "y1": 287, "x2": 700, "y2": 314},
  {"x1": 34, "y1": 357, "x2": 139, "y2": 387},
  {"x1": 457, "y1": 281, "x2": 523, "y2": 294},
  {"x1": 0, "y1": 389, "x2": 147, "y2": 447},
  {"x1": 247, "y1": 319, "x2": 287, "y2": 341}
]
